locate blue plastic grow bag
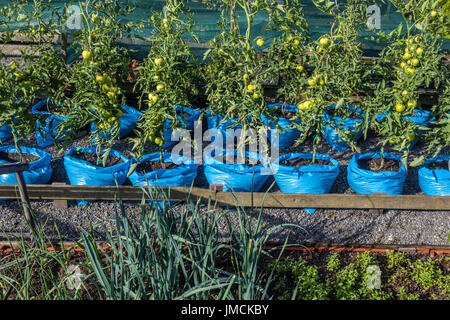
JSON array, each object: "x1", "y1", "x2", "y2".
[
  {"x1": 0, "y1": 125, "x2": 12, "y2": 143},
  {"x1": 128, "y1": 152, "x2": 198, "y2": 208},
  {"x1": 206, "y1": 109, "x2": 243, "y2": 146},
  {"x1": 128, "y1": 152, "x2": 197, "y2": 187},
  {"x1": 260, "y1": 103, "x2": 301, "y2": 149},
  {"x1": 203, "y1": 148, "x2": 270, "y2": 193},
  {"x1": 32, "y1": 98, "x2": 68, "y2": 148},
  {"x1": 418, "y1": 155, "x2": 450, "y2": 196},
  {"x1": 272, "y1": 153, "x2": 340, "y2": 214},
  {"x1": 163, "y1": 105, "x2": 201, "y2": 148},
  {"x1": 322, "y1": 105, "x2": 364, "y2": 152},
  {"x1": 91, "y1": 104, "x2": 142, "y2": 141},
  {"x1": 347, "y1": 152, "x2": 407, "y2": 195},
  {"x1": 0, "y1": 146, "x2": 52, "y2": 201},
  {"x1": 64, "y1": 147, "x2": 130, "y2": 205}
]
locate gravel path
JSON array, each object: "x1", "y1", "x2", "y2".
[{"x1": 0, "y1": 101, "x2": 448, "y2": 246}]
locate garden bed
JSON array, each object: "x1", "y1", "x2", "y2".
[
  {"x1": 267, "y1": 249, "x2": 449, "y2": 300},
  {"x1": 0, "y1": 243, "x2": 448, "y2": 300}
]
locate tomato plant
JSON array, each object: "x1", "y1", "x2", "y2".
[
  {"x1": 290, "y1": 0, "x2": 370, "y2": 156},
  {"x1": 129, "y1": 0, "x2": 199, "y2": 168},
  {"x1": 412, "y1": 81, "x2": 450, "y2": 166},
  {"x1": 390, "y1": 0, "x2": 449, "y2": 39},
  {"x1": 365, "y1": 4, "x2": 448, "y2": 167},
  {"x1": 57, "y1": 0, "x2": 136, "y2": 166},
  {"x1": 0, "y1": 0, "x2": 67, "y2": 161},
  {"x1": 203, "y1": 0, "x2": 270, "y2": 148},
  {"x1": 264, "y1": 0, "x2": 309, "y2": 106}
]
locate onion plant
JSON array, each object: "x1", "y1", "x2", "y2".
[{"x1": 79, "y1": 186, "x2": 304, "y2": 300}]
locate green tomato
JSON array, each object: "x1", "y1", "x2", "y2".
[{"x1": 82, "y1": 50, "x2": 92, "y2": 60}]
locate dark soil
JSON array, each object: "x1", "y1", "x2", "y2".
[
  {"x1": 136, "y1": 161, "x2": 178, "y2": 174},
  {"x1": 72, "y1": 152, "x2": 124, "y2": 168},
  {"x1": 0, "y1": 151, "x2": 40, "y2": 163},
  {"x1": 357, "y1": 157, "x2": 401, "y2": 172},
  {"x1": 176, "y1": 109, "x2": 192, "y2": 118},
  {"x1": 0, "y1": 249, "x2": 100, "y2": 300},
  {"x1": 281, "y1": 158, "x2": 333, "y2": 167},
  {"x1": 275, "y1": 109, "x2": 297, "y2": 120},
  {"x1": 223, "y1": 155, "x2": 263, "y2": 166},
  {"x1": 39, "y1": 102, "x2": 69, "y2": 116},
  {"x1": 326, "y1": 108, "x2": 362, "y2": 120},
  {"x1": 425, "y1": 161, "x2": 449, "y2": 171}
]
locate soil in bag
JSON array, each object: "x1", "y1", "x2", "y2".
[
  {"x1": 72, "y1": 152, "x2": 124, "y2": 168},
  {"x1": 0, "y1": 151, "x2": 40, "y2": 163},
  {"x1": 326, "y1": 108, "x2": 361, "y2": 120},
  {"x1": 46, "y1": 103, "x2": 67, "y2": 115},
  {"x1": 222, "y1": 155, "x2": 263, "y2": 166},
  {"x1": 357, "y1": 157, "x2": 401, "y2": 172},
  {"x1": 280, "y1": 158, "x2": 333, "y2": 167},
  {"x1": 176, "y1": 110, "x2": 192, "y2": 118},
  {"x1": 275, "y1": 109, "x2": 297, "y2": 119},
  {"x1": 425, "y1": 161, "x2": 449, "y2": 170},
  {"x1": 136, "y1": 161, "x2": 179, "y2": 174}
]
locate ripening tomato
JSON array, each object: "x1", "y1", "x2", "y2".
[
  {"x1": 96, "y1": 75, "x2": 105, "y2": 83},
  {"x1": 319, "y1": 37, "x2": 330, "y2": 46},
  {"x1": 151, "y1": 94, "x2": 159, "y2": 103},
  {"x1": 154, "y1": 137, "x2": 163, "y2": 146},
  {"x1": 406, "y1": 67, "x2": 415, "y2": 75},
  {"x1": 410, "y1": 58, "x2": 419, "y2": 66},
  {"x1": 82, "y1": 50, "x2": 92, "y2": 60},
  {"x1": 403, "y1": 52, "x2": 412, "y2": 60},
  {"x1": 407, "y1": 100, "x2": 417, "y2": 108},
  {"x1": 307, "y1": 78, "x2": 316, "y2": 86},
  {"x1": 395, "y1": 102, "x2": 405, "y2": 113}
]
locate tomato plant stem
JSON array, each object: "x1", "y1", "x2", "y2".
[{"x1": 11, "y1": 126, "x2": 25, "y2": 164}]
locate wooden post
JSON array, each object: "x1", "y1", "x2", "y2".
[
  {"x1": 369, "y1": 193, "x2": 386, "y2": 214},
  {"x1": 52, "y1": 182, "x2": 68, "y2": 209},
  {"x1": 210, "y1": 184, "x2": 224, "y2": 208}
]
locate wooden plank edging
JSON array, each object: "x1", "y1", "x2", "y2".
[{"x1": 0, "y1": 185, "x2": 448, "y2": 210}]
